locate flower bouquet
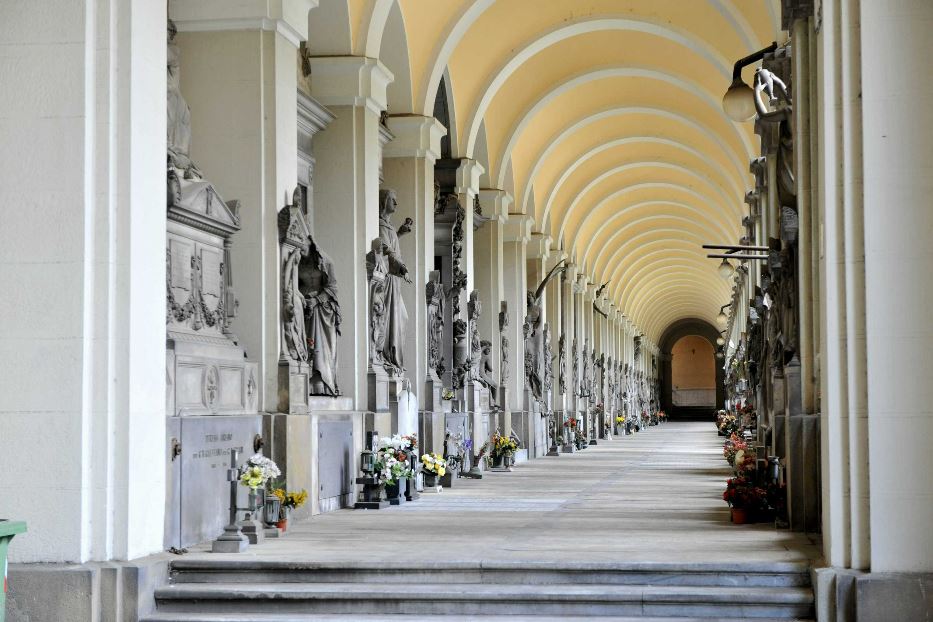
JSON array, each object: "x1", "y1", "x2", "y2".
[
  {"x1": 574, "y1": 429, "x2": 587, "y2": 449},
  {"x1": 441, "y1": 387, "x2": 456, "y2": 401},
  {"x1": 269, "y1": 488, "x2": 307, "y2": 529},
  {"x1": 420, "y1": 452, "x2": 447, "y2": 489},
  {"x1": 563, "y1": 418, "x2": 578, "y2": 429},
  {"x1": 374, "y1": 435, "x2": 415, "y2": 501},
  {"x1": 722, "y1": 434, "x2": 747, "y2": 466},
  {"x1": 490, "y1": 431, "x2": 519, "y2": 468}
]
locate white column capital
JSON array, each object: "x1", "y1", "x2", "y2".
[
  {"x1": 477, "y1": 189, "x2": 512, "y2": 222},
  {"x1": 527, "y1": 232, "x2": 552, "y2": 260},
  {"x1": 307, "y1": 56, "x2": 393, "y2": 115},
  {"x1": 585, "y1": 283, "x2": 598, "y2": 302},
  {"x1": 170, "y1": 0, "x2": 317, "y2": 46},
  {"x1": 384, "y1": 115, "x2": 446, "y2": 162},
  {"x1": 546, "y1": 249, "x2": 568, "y2": 271},
  {"x1": 455, "y1": 158, "x2": 485, "y2": 195},
  {"x1": 503, "y1": 214, "x2": 533, "y2": 243}
]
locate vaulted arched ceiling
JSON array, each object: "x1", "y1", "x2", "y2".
[{"x1": 324, "y1": 0, "x2": 785, "y2": 341}]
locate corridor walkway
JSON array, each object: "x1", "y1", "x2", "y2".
[{"x1": 193, "y1": 422, "x2": 820, "y2": 565}]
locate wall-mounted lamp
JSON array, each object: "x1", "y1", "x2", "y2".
[
  {"x1": 716, "y1": 335, "x2": 726, "y2": 347},
  {"x1": 717, "y1": 258, "x2": 734, "y2": 279},
  {"x1": 716, "y1": 303, "x2": 730, "y2": 327},
  {"x1": 722, "y1": 42, "x2": 777, "y2": 122}
]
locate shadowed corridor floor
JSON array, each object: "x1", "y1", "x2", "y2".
[{"x1": 189, "y1": 422, "x2": 820, "y2": 565}]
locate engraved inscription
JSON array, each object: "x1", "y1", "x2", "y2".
[
  {"x1": 170, "y1": 240, "x2": 192, "y2": 291},
  {"x1": 201, "y1": 249, "x2": 221, "y2": 298}
]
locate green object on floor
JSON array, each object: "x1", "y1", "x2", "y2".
[{"x1": 0, "y1": 520, "x2": 26, "y2": 622}]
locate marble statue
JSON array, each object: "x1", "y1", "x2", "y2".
[
  {"x1": 366, "y1": 238, "x2": 389, "y2": 369},
  {"x1": 498, "y1": 300, "x2": 510, "y2": 384},
  {"x1": 543, "y1": 323, "x2": 553, "y2": 394},
  {"x1": 572, "y1": 337, "x2": 579, "y2": 397},
  {"x1": 468, "y1": 290, "x2": 482, "y2": 380},
  {"x1": 477, "y1": 339, "x2": 499, "y2": 401},
  {"x1": 558, "y1": 333, "x2": 566, "y2": 395},
  {"x1": 300, "y1": 231, "x2": 342, "y2": 396},
  {"x1": 452, "y1": 319, "x2": 469, "y2": 389},
  {"x1": 425, "y1": 270, "x2": 446, "y2": 379},
  {"x1": 376, "y1": 188, "x2": 412, "y2": 376},
  {"x1": 166, "y1": 20, "x2": 222, "y2": 213},
  {"x1": 281, "y1": 241, "x2": 308, "y2": 364},
  {"x1": 524, "y1": 291, "x2": 545, "y2": 401},
  {"x1": 581, "y1": 339, "x2": 592, "y2": 397}
]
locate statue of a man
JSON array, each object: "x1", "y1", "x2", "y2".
[
  {"x1": 300, "y1": 233, "x2": 342, "y2": 396},
  {"x1": 376, "y1": 189, "x2": 411, "y2": 375},
  {"x1": 477, "y1": 339, "x2": 499, "y2": 402},
  {"x1": 281, "y1": 243, "x2": 308, "y2": 363}
]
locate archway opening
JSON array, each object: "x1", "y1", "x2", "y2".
[{"x1": 670, "y1": 335, "x2": 715, "y2": 409}]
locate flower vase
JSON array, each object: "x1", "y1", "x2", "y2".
[
  {"x1": 263, "y1": 495, "x2": 282, "y2": 526},
  {"x1": 423, "y1": 472, "x2": 438, "y2": 488},
  {"x1": 731, "y1": 507, "x2": 749, "y2": 525},
  {"x1": 385, "y1": 482, "x2": 402, "y2": 505}
]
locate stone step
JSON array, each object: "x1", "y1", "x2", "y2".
[
  {"x1": 169, "y1": 560, "x2": 812, "y2": 588},
  {"x1": 153, "y1": 582, "x2": 815, "y2": 618},
  {"x1": 143, "y1": 614, "x2": 815, "y2": 622}
]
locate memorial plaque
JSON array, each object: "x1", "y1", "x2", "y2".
[
  {"x1": 178, "y1": 415, "x2": 262, "y2": 548},
  {"x1": 170, "y1": 238, "x2": 192, "y2": 290},
  {"x1": 318, "y1": 420, "x2": 353, "y2": 511},
  {"x1": 201, "y1": 247, "x2": 221, "y2": 298}
]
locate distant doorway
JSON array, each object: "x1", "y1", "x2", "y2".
[{"x1": 670, "y1": 335, "x2": 716, "y2": 408}]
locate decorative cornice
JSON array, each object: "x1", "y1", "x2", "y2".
[
  {"x1": 503, "y1": 213, "x2": 533, "y2": 243},
  {"x1": 526, "y1": 233, "x2": 552, "y2": 261},
  {"x1": 297, "y1": 90, "x2": 335, "y2": 136},
  {"x1": 307, "y1": 56, "x2": 393, "y2": 115},
  {"x1": 383, "y1": 115, "x2": 447, "y2": 162},
  {"x1": 170, "y1": 0, "x2": 317, "y2": 47},
  {"x1": 455, "y1": 158, "x2": 485, "y2": 195},
  {"x1": 477, "y1": 189, "x2": 512, "y2": 223}
]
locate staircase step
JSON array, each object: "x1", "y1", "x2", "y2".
[
  {"x1": 143, "y1": 614, "x2": 815, "y2": 622},
  {"x1": 169, "y1": 560, "x2": 812, "y2": 588},
  {"x1": 154, "y1": 582, "x2": 814, "y2": 618}
]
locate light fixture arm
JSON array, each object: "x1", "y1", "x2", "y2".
[
  {"x1": 731, "y1": 42, "x2": 778, "y2": 81},
  {"x1": 707, "y1": 253, "x2": 769, "y2": 261}
]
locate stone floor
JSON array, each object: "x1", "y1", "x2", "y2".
[{"x1": 189, "y1": 421, "x2": 820, "y2": 565}]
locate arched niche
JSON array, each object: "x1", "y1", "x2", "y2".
[{"x1": 658, "y1": 318, "x2": 725, "y2": 418}]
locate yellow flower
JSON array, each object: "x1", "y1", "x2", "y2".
[{"x1": 436, "y1": 467, "x2": 446, "y2": 477}]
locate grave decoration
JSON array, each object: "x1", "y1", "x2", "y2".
[
  {"x1": 490, "y1": 431, "x2": 520, "y2": 469},
  {"x1": 268, "y1": 488, "x2": 307, "y2": 531},
  {"x1": 375, "y1": 434, "x2": 415, "y2": 505},
  {"x1": 420, "y1": 453, "x2": 447, "y2": 490}
]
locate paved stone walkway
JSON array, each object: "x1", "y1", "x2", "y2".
[{"x1": 192, "y1": 422, "x2": 820, "y2": 565}]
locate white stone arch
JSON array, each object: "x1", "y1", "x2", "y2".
[
  {"x1": 583, "y1": 221, "x2": 728, "y2": 272},
  {"x1": 361, "y1": 0, "x2": 396, "y2": 57},
  {"x1": 378, "y1": 0, "x2": 414, "y2": 113},
  {"x1": 417, "y1": 0, "x2": 497, "y2": 115},
  {"x1": 487, "y1": 66, "x2": 754, "y2": 192},
  {"x1": 473, "y1": 119, "x2": 491, "y2": 188},
  {"x1": 528, "y1": 107, "x2": 749, "y2": 221},
  {"x1": 460, "y1": 16, "x2": 735, "y2": 156},
  {"x1": 555, "y1": 162, "x2": 741, "y2": 243},
  {"x1": 539, "y1": 135, "x2": 745, "y2": 212}
]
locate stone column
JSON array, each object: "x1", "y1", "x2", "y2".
[
  {"x1": 307, "y1": 56, "x2": 392, "y2": 408},
  {"x1": 383, "y1": 115, "x2": 446, "y2": 417},
  {"x1": 171, "y1": 0, "x2": 313, "y2": 412},
  {"x1": 0, "y1": 0, "x2": 166, "y2": 563},
  {"x1": 862, "y1": 0, "x2": 933, "y2": 577},
  {"x1": 475, "y1": 189, "x2": 510, "y2": 380},
  {"x1": 502, "y1": 215, "x2": 532, "y2": 436}
]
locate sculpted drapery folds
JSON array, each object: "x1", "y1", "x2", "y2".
[
  {"x1": 499, "y1": 301, "x2": 510, "y2": 385},
  {"x1": 375, "y1": 188, "x2": 412, "y2": 376},
  {"x1": 468, "y1": 290, "x2": 483, "y2": 381},
  {"x1": 558, "y1": 334, "x2": 566, "y2": 395},
  {"x1": 425, "y1": 270, "x2": 445, "y2": 379},
  {"x1": 524, "y1": 292, "x2": 545, "y2": 401},
  {"x1": 300, "y1": 234, "x2": 341, "y2": 396}
]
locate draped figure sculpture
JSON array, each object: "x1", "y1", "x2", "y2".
[
  {"x1": 300, "y1": 233, "x2": 342, "y2": 396},
  {"x1": 376, "y1": 189, "x2": 412, "y2": 376}
]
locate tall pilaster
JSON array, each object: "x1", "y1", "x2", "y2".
[
  {"x1": 383, "y1": 115, "x2": 446, "y2": 414},
  {"x1": 307, "y1": 55, "x2": 392, "y2": 407},
  {"x1": 475, "y1": 189, "x2": 511, "y2": 393},
  {"x1": 861, "y1": 0, "x2": 933, "y2": 575},
  {"x1": 502, "y1": 215, "x2": 532, "y2": 432}
]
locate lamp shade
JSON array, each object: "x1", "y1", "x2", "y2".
[
  {"x1": 722, "y1": 77, "x2": 756, "y2": 122},
  {"x1": 716, "y1": 310, "x2": 728, "y2": 326},
  {"x1": 717, "y1": 258, "x2": 734, "y2": 279},
  {"x1": 716, "y1": 336, "x2": 725, "y2": 346}
]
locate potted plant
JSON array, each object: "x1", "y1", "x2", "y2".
[
  {"x1": 269, "y1": 488, "x2": 307, "y2": 530},
  {"x1": 420, "y1": 452, "x2": 447, "y2": 488},
  {"x1": 722, "y1": 476, "x2": 767, "y2": 524},
  {"x1": 490, "y1": 431, "x2": 519, "y2": 468}
]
